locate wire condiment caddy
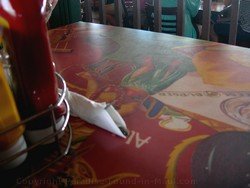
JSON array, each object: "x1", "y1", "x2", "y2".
[{"x1": 0, "y1": 71, "x2": 72, "y2": 183}]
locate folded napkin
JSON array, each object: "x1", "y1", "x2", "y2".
[{"x1": 61, "y1": 88, "x2": 128, "y2": 138}]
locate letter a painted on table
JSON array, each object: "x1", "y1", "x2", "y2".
[{"x1": 126, "y1": 130, "x2": 151, "y2": 149}]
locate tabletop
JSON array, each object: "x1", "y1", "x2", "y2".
[{"x1": 37, "y1": 22, "x2": 250, "y2": 188}]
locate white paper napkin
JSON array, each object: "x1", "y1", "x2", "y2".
[{"x1": 60, "y1": 88, "x2": 128, "y2": 138}]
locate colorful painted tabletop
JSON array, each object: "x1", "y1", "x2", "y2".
[{"x1": 32, "y1": 22, "x2": 250, "y2": 188}]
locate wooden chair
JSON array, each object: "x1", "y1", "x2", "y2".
[
  {"x1": 81, "y1": 0, "x2": 121, "y2": 25},
  {"x1": 80, "y1": 0, "x2": 241, "y2": 45},
  {"x1": 81, "y1": 0, "x2": 185, "y2": 36},
  {"x1": 121, "y1": 0, "x2": 134, "y2": 28},
  {"x1": 201, "y1": 0, "x2": 240, "y2": 45},
  {"x1": 144, "y1": 0, "x2": 185, "y2": 36},
  {"x1": 96, "y1": 0, "x2": 130, "y2": 27}
]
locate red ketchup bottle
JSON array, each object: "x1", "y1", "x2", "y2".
[{"x1": 0, "y1": 0, "x2": 65, "y2": 144}]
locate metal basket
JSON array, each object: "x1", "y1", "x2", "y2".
[{"x1": 0, "y1": 72, "x2": 72, "y2": 182}]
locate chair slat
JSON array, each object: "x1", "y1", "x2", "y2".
[
  {"x1": 98, "y1": 0, "x2": 106, "y2": 24},
  {"x1": 229, "y1": 0, "x2": 240, "y2": 45},
  {"x1": 177, "y1": 0, "x2": 185, "y2": 36},
  {"x1": 133, "y1": 0, "x2": 141, "y2": 29},
  {"x1": 201, "y1": 0, "x2": 212, "y2": 40},
  {"x1": 115, "y1": 0, "x2": 123, "y2": 26},
  {"x1": 154, "y1": 0, "x2": 162, "y2": 32}
]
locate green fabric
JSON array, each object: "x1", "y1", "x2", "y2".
[
  {"x1": 161, "y1": 0, "x2": 200, "y2": 38},
  {"x1": 107, "y1": 0, "x2": 114, "y2": 4},
  {"x1": 49, "y1": 0, "x2": 81, "y2": 29}
]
